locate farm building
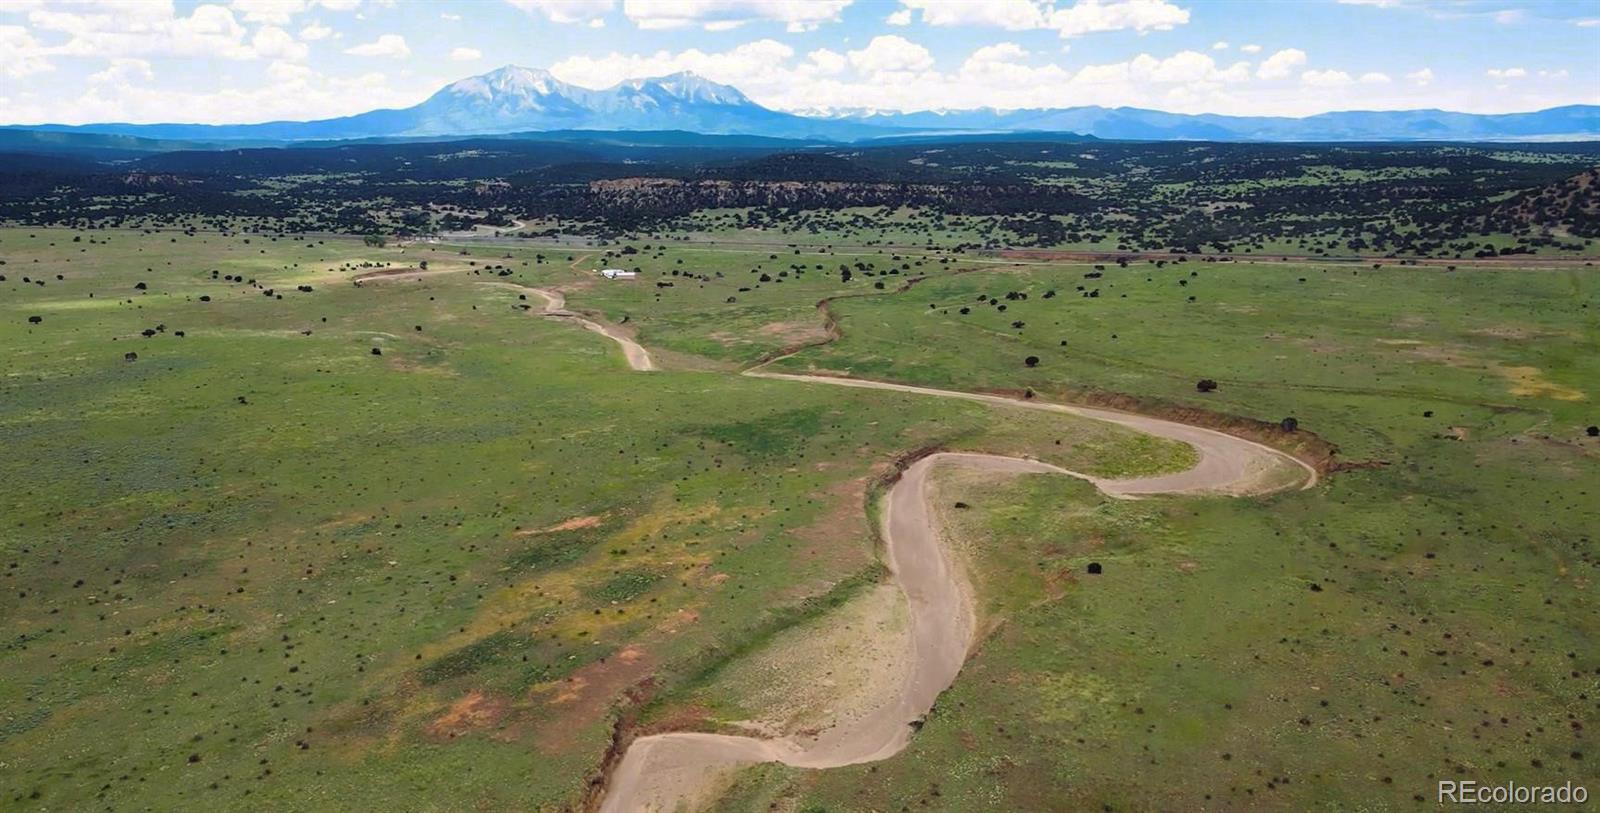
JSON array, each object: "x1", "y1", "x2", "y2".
[{"x1": 599, "y1": 268, "x2": 638, "y2": 279}]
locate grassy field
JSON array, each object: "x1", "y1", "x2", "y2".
[
  {"x1": 443, "y1": 232, "x2": 1598, "y2": 809},
  {"x1": 0, "y1": 228, "x2": 1194, "y2": 811},
  {"x1": 588, "y1": 245, "x2": 1595, "y2": 808},
  {"x1": 3, "y1": 227, "x2": 1595, "y2": 811}
]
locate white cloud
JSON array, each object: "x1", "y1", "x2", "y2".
[
  {"x1": 619, "y1": 0, "x2": 851, "y2": 32},
  {"x1": 344, "y1": 33, "x2": 409, "y2": 57},
  {"x1": 967, "y1": 42, "x2": 1030, "y2": 65},
  {"x1": 1255, "y1": 47, "x2": 1306, "y2": 79},
  {"x1": 550, "y1": 38, "x2": 797, "y2": 89},
  {"x1": 1577, "y1": 18, "x2": 1600, "y2": 27},
  {"x1": 848, "y1": 35, "x2": 934, "y2": 74},
  {"x1": 1301, "y1": 69, "x2": 1352, "y2": 87},
  {"x1": 267, "y1": 59, "x2": 313, "y2": 81},
  {"x1": 1074, "y1": 50, "x2": 1248, "y2": 85},
  {"x1": 27, "y1": 3, "x2": 260, "y2": 61},
  {"x1": 887, "y1": 0, "x2": 1188, "y2": 36},
  {"x1": 1538, "y1": 68, "x2": 1569, "y2": 79},
  {"x1": 19, "y1": 65, "x2": 430, "y2": 126},
  {"x1": 230, "y1": 0, "x2": 308, "y2": 25},
  {"x1": 463, "y1": 33, "x2": 1597, "y2": 120},
  {"x1": 1211, "y1": 40, "x2": 1228, "y2": 50},
  {"x1": 895, "y1": 0, "x2": 1047, "y2": 30},
  {"x1": 505, "y1": 0, "x2": 614, "y2": 24},
  {"x1": 253, "y1": 25, "x2": 309, "y2": 60},
  {"x1": 1486, "y1": 66, "x2": 1526, "y2": 79},
  {"x1": 1493, "y1": 8, "x2": 1523, "y2": 24},
  {"x1": 441, "y1": 12, "x2": 463, "y2": 20},
  {"x1": 807, "y1": 47, "x2": 847, "y2": 75},
  {"x1": 450, "y1": 46, "x2": 482, "y2": 61},
  {"x1": 0, "y1": 25, "x2": 53, "y2": 78},
  {"x1": 89, "y1": 57, "x2": 153, "y2": 85},
  {"x1": 955, "y1": 42, "x2": 1070, "y2": 93},
  {"x1": 1338, "y1": 0, "x2": 1401, "y2": 6},
  {"x1": 317, "y1": 0, "x2": 362, "y2": 10},
  {"x1": 298, "y1": 21, "x2": 332, "y2": 40},
  {"x1": 1240, "y1": 43, "x2": 1261, "y2": 53},
  {"x1": 1047, "y1": 0, "x2": 1190, "y2": 37}
]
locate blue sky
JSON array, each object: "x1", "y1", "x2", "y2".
[{"x1": 1, "y1": 0, "x2": 1596, "y2": 124}]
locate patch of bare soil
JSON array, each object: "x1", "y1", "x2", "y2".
[
  {"x1": 351, "y1": 266, "x2": 463, "y2": 283},
  {"x1": 786, "y1": 475, "x2": 876, "y2": 581},
  {"x1": 708, "y1": 584, "x2": 910, "y2": 740},
  {"x1": 757, "y1": 320, "x2": 831, "y2": 347},
  {"x1": 425, "y1": 690, "x2": 510, "y2": 740},
  {"x1": 530, "y1": 646, "x2": 655, "y2": 754},
  {"x1": 517, "y1": 514, "x2": 604, "y2": 536}
]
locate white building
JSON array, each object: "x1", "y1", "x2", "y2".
[{"x1": 599, "y1": 268, "x2": 638, "y2": 280}]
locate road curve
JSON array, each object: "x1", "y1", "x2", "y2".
[
  {"x1": 524, "y1": 287, "x2": 656, "y2": 372},
  {"x1": 476, "y1": 282, "x2": 1314, "y2": 810},
  {"x1": 745, "y1": 370, "x2": 1317, "y2": 496},
  {"x1": 597, "y1": 380, "x2": 1313, "y2": 811},
  {"x1": 355, "y1": 272, "x2": 655, "y2": 372},
  {"x1": 489, "y1": 283, "x2": 655, "y2": 372}
]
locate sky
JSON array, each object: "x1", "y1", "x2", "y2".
[{"x1": 1, "y1": 0, "x2": 1597, "y2": 125}]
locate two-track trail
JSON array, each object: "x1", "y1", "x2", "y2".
[{"x1": 459, "y1": 276, "x2": 1315, "y2": 812}]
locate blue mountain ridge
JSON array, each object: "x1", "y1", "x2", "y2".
[{"x1": 6, "y1": 65, "x2": 1597, "y2": 144}]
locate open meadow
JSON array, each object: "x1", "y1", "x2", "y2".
[{"x1": 2, "y1": 224, "x2": 1596, "y2": 811}]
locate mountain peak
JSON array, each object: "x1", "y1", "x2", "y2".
[
  {"x1": 484, "y1": 64, "x2": 552, "y2": 79},
  {"x1": 621, "y1": 71, "x2": 750, "y2": 105},
  {"x1": 446, "y1": 65, "x2": 563, "y2": 100}
]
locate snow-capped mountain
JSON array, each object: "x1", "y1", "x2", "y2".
[
  {"x1": 5, "y1": 65, "x2": 875, "y2": 142},
  {"x1": 8, "y1": 65, "x2": 1598, "y2": 144},
  {"x1": 406, "y1": 66, "x2": 598, "y2": 134}
]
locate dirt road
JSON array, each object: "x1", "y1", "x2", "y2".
[
  {"x1": 597, "y1": 374, "x2": 1313, "y2": 811},
  {"x1": 745, "y1": 370, "x2": 1317, "y2": 495},
  {"x1": 484, "y1": 283, "x2": 655, "y2": 372},
  {"x1": 377, "y1": 277, "x2": 1312, "y2": 810},
  {"x1": 523, "y1": 287, "x2": 656, "y2": 372}
]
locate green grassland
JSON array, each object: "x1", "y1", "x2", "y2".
[
  {"x1": 576, "y1": 247, "x2": 1594, "y2": 808},
  {"x1": 430, "y1": 233, "x2": 1600, "y2": 809},
  {"x1": 0, "y1": 228, "x2": 1196, "y2": 811}
]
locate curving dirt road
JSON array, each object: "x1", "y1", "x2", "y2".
[
  {"x1": 524, "y1": 287, "x2": 656, "y2": 372},
  {"x1": 437, "y1": 278, "x2": 1314, "y2": 810},
  {"x1": 597, "y1": 380, "x2": 1313, "y2": 811},
  {"x1": 745, "y1": 370, "x2": 1317, "y2": 496},
  {"x1": 488, "y1": 283, "x2": 655, "y2": 372}
]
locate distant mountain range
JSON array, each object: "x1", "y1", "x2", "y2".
[
  {"x1": 6, "y1": 65, "x2": 1598, "y2": 146},
  {"x1": 832, "y1": 104, "x2": 1600, "y2": 143}
]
